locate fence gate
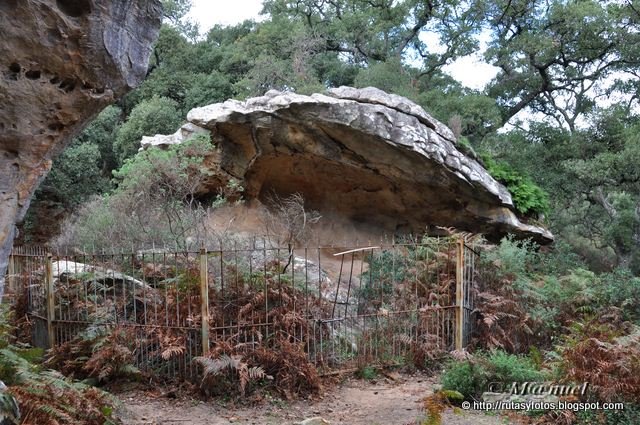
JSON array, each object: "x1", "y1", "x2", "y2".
[
  {"x1": 7, "y1": 237, "x2": 479, "y2": 378},
  {"x1": 4, "y1": 246, "x2": 49, "y2": 349}
]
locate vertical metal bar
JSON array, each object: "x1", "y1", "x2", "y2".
[
  {"x1": 200, "y1": 248, "x2": 210, "y2": 355},
  {"x1": 331, "y1": 254, "x2": 344, "y2": 319},
  {"x1": 263, "y1": 239, "x2": 268, "y2": 327},
  {"x1": 470, "y1": 245, "x2": 476, "y2": 312},
  {"x1": 277, "y1": 247, "x2": 282, "y2": 307},
  {"x1": 318, "y1": 248, "x2": 322, "y2": 317},
  {"x1": 82, "y1": 253, "x2": 88, "y2": 322},
  {"x1": 344, "y1": 252, "x2": 355, "y2": 318},
  {"x1": 464, "y1": 249, "x2": 469, "y2": 347},
  {"x1": 455, "y1": 238, "x2": 464, "y2": 351},
  {"x1": 129, "y1": 251, "x2": 136, "y2": 323},
  {"x1": 142, "y1": 252, "x2": 147, "y2": 326},
  {"x1": 93, "y1": 253, "x2": 98, "y2": 326},
  {"x1": 7, "y1": 253, "x2": 15, "y2": 297},
  {"x1": 391, "y1": 236, "x2": 396, "y2": 310},
  {"x1": 45, "y1": 253, "x2": 55, "y2": 349},
  {"x1": 235, "y1": 244, "x2": 240, "y2": 343},
  {"x1": 220, "y1": 249, "x2": 225, "y2": 303},
  {"x1": 414, "y1": 240, "x2": 419, "y2": 341},
  {"x1": 291, "y1": 246, "x2": 298, "y2": 344},
  {"x1": 303, "y1": 248, "x2": 309, "y2": 360},
  {"x1": 111, "y1": 253, "x2": 118, "y2": 325},
  {"x1": 164, "y1": 253, "x2": 170, "y2": 327},
  {"x1": 153, "y1": 252, "x2": 158, "y2": 324},
  {"x1": 248, "y1": 245, "x2": 253, "y2": 290},
  {"x1": 304, "y1": 247, "x2": 309, "y2": 317},
  {"x1": 56, "y1": 257, "x2": 62, "y2": 320},
  {"x1": 175, "y1": 251, "x2": 180, "y2": 327}
]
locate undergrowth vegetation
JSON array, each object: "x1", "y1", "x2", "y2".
[
  {"x1": 480, "y1": 154, "x2": 550, "y2": 218},
  {"x1": 37, "y1": 257, "x2": 325, "y2": 401},
  {"x1": 46, "y1": 327, "x2": 140, "y2": 383},
  {"x1": 441, "y1": 350, "x2": 546, "y2": 400},
  {"x1": 5, "y1": 233, "x2": 639, "y2": 425},
  {"x1": 194, "y1": 337, "x2": 321, "y2": 399},
  {"x1": 7, "y1": 0, "x2": 640, "y2": 423},
  {"x1": 54, "y1": 133, "x2": 243, "y2": 252},
  {"x1": 0, "y1": 306, "x2": 121, "y2": 425},
  {"x1": 437, "y1": 237, "x2": 640, "y2": 425}
]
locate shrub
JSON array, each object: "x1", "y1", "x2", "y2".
[
  {"x1": 597, "y1": 269, "x2": 640, "y2": 324},
  {"x1": 193, "y1": 336, "x2": 320, "y2": 399},
  {"x1": 113, "y1": 96, "x2": 183, "y2": 165},
  {"x1": 441, "y1": 350, "x2": 545, "y2": 400},
  {"x1": 484, "y1": 235, "x2": 540, "y2": 275},
  {"x1": 486, "y1": 350, "x2": 545, "y2": 385},
  {"x1": 538, "y1": 240, "x2": 585, "y2": 275},
  {"x1": 113, "y1": 132, "x2": 213, "y2": 194},
  {"x1": 481, "y1": 154, "x2": 550, "y2": 217},
  {"x1": 441, "y1": 358, "x2": 487, "y2": 400},
  {"x1": 356, "y1": 365, "x2": 377, "y2": 380},
  {"x1": 53, "y1": 133, "x2": 239, "y2": 251},
  {"x1": 474, "y1": 237, "x2": 546, "y2": 352},
  {"x1": 42, "y1": 142, "x2": 110, "y2": 207},
  {"x1": 574, "y1": 404, "x2": 640, "y2": 425},
  {"x1": 358, "y1": 250, "x2": 408, "y2": 305},
  {"x1": 475, "y1": 237, "x2": 612, "y2": 352}
]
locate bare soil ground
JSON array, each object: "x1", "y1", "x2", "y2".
[{"x1": 118, "y1": 372, "x2": 513, "y2": 425}]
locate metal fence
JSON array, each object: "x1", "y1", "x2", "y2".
[{"x1": 6, "y1": 237, "x2": 478, "y2": 378}]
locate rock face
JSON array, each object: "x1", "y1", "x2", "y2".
[
  {"x1": 143, "y1": 87, "x2": 553, "y2": 244},
  {"x1": 0, "y1": 0, "x2": 163, "y2": 297}
]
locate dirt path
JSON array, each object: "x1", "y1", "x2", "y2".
[{"x1": 118, "y1": 372, "x2": 512, "y2": 425}]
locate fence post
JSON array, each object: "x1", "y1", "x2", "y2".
[
  {"x1": 7, "y1": 253, "x2": 15, "y2": 297},
  {"x1": 199, "y1": 248, "x2": 210, "y2": 356},
  {"x1": 45, "y1": 253, "x2": 55, "y2": 349},
  {"x1": 455, "y1": 238, "x2": 465, "y2": 351}
]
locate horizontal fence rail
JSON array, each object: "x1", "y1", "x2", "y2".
[{"x1": 7, "y1": 237, "x2": 479, "y2": 379}]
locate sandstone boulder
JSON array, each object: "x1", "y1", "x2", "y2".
[
  {"x1": 0, "y1": 0, "x2": 163, "y2": 297},
  {"x1": 143, "y1": 87, "x2": 553, "y2": 244}
]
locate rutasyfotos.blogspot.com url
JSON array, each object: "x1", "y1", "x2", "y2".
[
  {"x1": 462, "y1": 400, "x2": 626, "y2": 412},
  {"x1": 462, "y1": 381, "x2": 627, "y2": 413}
]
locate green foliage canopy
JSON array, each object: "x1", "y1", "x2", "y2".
[{"x1": 113, "y1": 96, "x2": 183, "y2": 165}]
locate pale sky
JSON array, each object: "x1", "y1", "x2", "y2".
[
  {"x1": 189, "y1": 0, "x2": 498, "y2": 90},
  {"x1": 188, "y1": 0, "x2": 264, "y2": 28}
]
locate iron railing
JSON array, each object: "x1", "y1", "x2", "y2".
[{"x1": 7, "y1": 237, "x2": 479, "y2": 378}]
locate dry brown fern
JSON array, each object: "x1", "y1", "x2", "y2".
[
  {"x1": 561, "y1": 321, "x2": 640, "y2": 402},
  {"x1": 395, "y1": 334, "x2": 444, "y2": 369},
  {"x1": 82, "y1": 327, "x2": 139, "y2": 382},
  {"x1": 194, "y1": 354, "x2": 271, "y2": 396}
]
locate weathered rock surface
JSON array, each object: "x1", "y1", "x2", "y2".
[
  {"x1": 0, "y1": 0, "x2": 163, "y2": 297},
  {"x1": 142, "y1": 87, "x2": 553, "y2": 244},
  {"x1": 139, "y1": 122, "x2": 208, "y2": 151}
]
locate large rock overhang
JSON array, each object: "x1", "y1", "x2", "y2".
[
  {"x1": 0, "y1": 0, "x2": 163, "y2": 295},
  {"x1": 151, "y1": 88, "x2": 554, "y2": 244}
]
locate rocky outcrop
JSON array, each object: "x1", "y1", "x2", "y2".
[
  {"x1": 0, "y1": 0, "x2": 163, "y2": 297},
  {"x1": 143, "y1": 87, "x2": 553, "y2": 244}
]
